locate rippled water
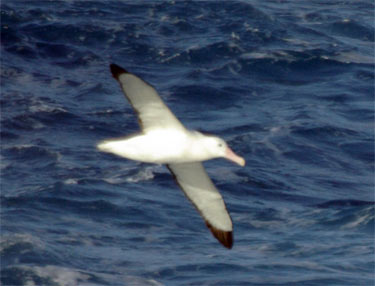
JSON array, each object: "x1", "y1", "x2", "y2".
[{"x1": 1, "y1": 1, "x2": 374, "y2": 285}]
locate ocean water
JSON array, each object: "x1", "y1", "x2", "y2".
[{"x1": 1, "y1": 1, "x2": 374, "y2": 285}]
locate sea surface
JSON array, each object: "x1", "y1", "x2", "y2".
[{"x1": 1, "y1": 1, "x2": 374, "y2": 285}]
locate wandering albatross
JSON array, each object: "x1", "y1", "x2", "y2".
[{"x1": 98, "y1": 64, "x2": 245, "y2": 249}]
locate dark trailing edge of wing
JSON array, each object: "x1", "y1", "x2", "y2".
[
  {"x1": 110, "y1": 64, "x2": 128, "y2": 80},
  {"x1": 205, "y1": 221, "x2": 233, "y2": 249},
  {"x1": 167, "y1": 164, "x2": 233, "y2": 249}
]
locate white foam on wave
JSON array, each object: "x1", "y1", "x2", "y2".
[
  {"x1": 240, "y1": 52, "x2": 272, "y2": 60},
  {"x1": 341, "y1": 206, "x2": 374, "y2": 229},
  {"x1": 120, "y1": 275, "x2": 165, "y2": 286},
  {"x1": 8, "y1": 144, "x2": 35, "y2": 150},
  {"x1": 7, "y1": 264, "x2": 166, "y2": 286},
  {"x1": 22, "y1": 117, "x2": 45, "y2": 130},
  {"x1": 29, "y1": 102, "x2": 67, "y2": 113},
  {"x1": 331, "y1": 51, "x2": 374, "y2": 64},
  {"x1": 242, "y1": 46, "x2": 374, "y2": 66},
  {"x1": 252, "y1": 125, "x2": 293, "y2": 155},
  {"x1": 103, "y1": 165, "x2": 162, "y2": 184},
  {"x1": 241, "y1": 50, "x2": 299, "y2": 64},
  {"x1": 5, "y1": 144, "x2": 61, "y2": 160},
  {"x1": 64, "y1": 178, "x2": 79, "y2": 185},
  {"x1": 208, "y1": 165, "x2": 247, "y2": 184},
  {"x1": 1, "y1": 233, "x2": 45, "y2": 253},
  {"x1": 125, "y1": 166, "x2": 156, "y2": 183},
  {"x1": 12, "y1": 265, "x2": 90, "y2": 286}
]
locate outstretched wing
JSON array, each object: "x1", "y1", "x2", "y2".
[
  {"x1": 110, "y1": 64, "x2": 185, "y2": 133},
  {"x1": 167, "y1": 162, "x2": 233, "y2": 249}
]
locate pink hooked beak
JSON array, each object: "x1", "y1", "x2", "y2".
[{"x1": 225, "y1": 147, "x2": 245, "y2": 167}]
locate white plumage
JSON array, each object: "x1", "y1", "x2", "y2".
[{"x1": 97, "y1": 64, "x2": 245, "y2": 248}]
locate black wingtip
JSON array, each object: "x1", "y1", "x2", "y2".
[
  {"x1": 110, "y1": 63, "x2": 128, "y2": 80},
  {"x1": 206, "y1": 221, "x2": 233, "y2": 249}
]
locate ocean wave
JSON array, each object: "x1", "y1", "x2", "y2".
[
  {"x1": 1, "y1": 264, "x2": 165, "y2": 286},
  {"x1": 102, "y1": 165, "x2": 157, "y2": 184},
  {"x1": 2, "y1": 144, "x2": 60, "y2": 176},
  {"x1": 1, "y1": 1, "x2": 373, "y2": 285},
  {"x1": 317, "y1": 199, "x2": 374, "y2": 208},
  {"x1": 1, "y1": 265, "x2": 92, "y2": 286}
]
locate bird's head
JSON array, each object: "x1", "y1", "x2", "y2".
[{"x1": 200, "y1": 134, "x2": 245, "y2": 167}]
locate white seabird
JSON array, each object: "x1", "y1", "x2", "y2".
[{"x1": 98, "y1": 64, "x2": 245, "y2": 249}]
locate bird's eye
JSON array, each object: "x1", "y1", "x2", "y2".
[{"x1": 218, "y1": 143, "x2": 223, "y2": 148}]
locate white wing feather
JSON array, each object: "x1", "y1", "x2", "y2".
[
  {"x1": 110, "y1": 64, "x2": 185, "y2": 133},
  {"x1": 168, "y1": 162, "x2": 233, "y2": 248}
]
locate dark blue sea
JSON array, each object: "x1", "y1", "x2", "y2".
[{"x1": 1, "y1": 1, "x2": 374, "y2": 285}]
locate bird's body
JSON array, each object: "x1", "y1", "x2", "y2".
[
  {"x1": 97, "y1": 63, "x2": 245, "y2": 249},
  {"x1": 98, "y1": 129, "x2": 238, "y2": 164},
  {"x1": 99, "y1": 130, "x2": 189, "y2": 164}
]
